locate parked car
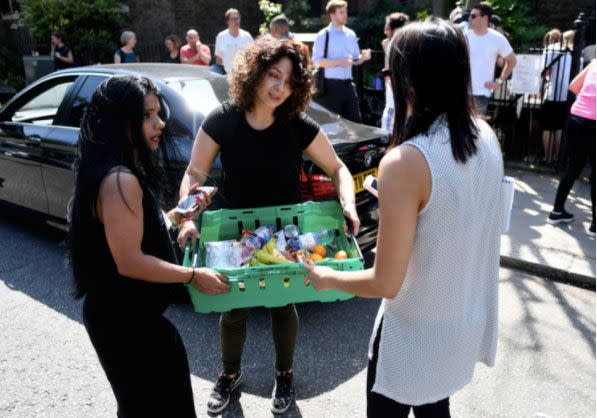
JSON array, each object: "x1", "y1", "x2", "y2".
[{"x1": 0, "y1": 64, "x2": 388, "y2": 251}]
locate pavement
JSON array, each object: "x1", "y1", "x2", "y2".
[{"x1": 501, "y1": 164, "x2": 596, "y2": 288}]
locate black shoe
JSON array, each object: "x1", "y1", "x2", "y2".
[
  {"x1": 588, "y1": 222, "x2": 596, "y2": 238},
  {"x1": 271, "y1": 371, "x2": 295, "y2": 414},
  {"x1": 547, "y1": 210, "x2": 575, "y2": 225},
  {"x1": 207, "y1": 370, "x2": 244, "y2": 414}
]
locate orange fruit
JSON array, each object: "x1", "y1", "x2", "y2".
[
  {"x1": 334, "y1": 250, "x2": 348, "y2": 259},
  {"x1": 310, "y1": 253, "x2": 324, "y2": 262},
  {"x1": 312, "y1": 245, "x2": 327, "y2": 258}
]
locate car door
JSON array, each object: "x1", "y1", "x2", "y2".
[
  {"x1": 0, "y1": 75, "x2": 77, "y2": 213},
  {"x1": 42, "y1": 74, "x2": 109, "y2": 218}
]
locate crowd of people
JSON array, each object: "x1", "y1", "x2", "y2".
[{"x1": 60, "y1": 1, "x2": 595, "y2": 417}]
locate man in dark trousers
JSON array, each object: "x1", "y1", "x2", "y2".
[
  {"x1": 50, "y1": 32, "x2": 74, "y2": 71},
  {"x1": 312, "y1": 0, "x2": 371, "y2": 122}
]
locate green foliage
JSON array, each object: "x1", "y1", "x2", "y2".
[
  {"x1": 258, "y1": 0, "x2": 283, "y2": 34},
  {"x1": 19, "y1": 0, "x2": 124, "y2": 64},
  {"x1": 0, "y1": 46, "x2": 25, "y2": 91},
  {"x1": 486, "y1": 0, "x2": 547, "y2": 49},
  {"x1": 283, "y1": 0, "x2": 311, "y2": 32}
]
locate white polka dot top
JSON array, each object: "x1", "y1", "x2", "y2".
[{"x1": 369, "y1": 116, "x2": 503, "y2": 406}]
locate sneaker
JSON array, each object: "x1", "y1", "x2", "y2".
[
  {"x1": 271, "y1": 371, "x2": 295, "y2": 414},
  {"x1": 547, "y1": 210, "x2": 575, "y2": 225},
  {"x1": 207, "y1": 370, "x2": 244, "y2": 414},
  {"x1": 588, "y1": 222, "x2": 596, "y2": 238}
]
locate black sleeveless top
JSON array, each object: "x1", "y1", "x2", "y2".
[{"x1": 80, "y1": 177, "x2": 182, "y2": 314}]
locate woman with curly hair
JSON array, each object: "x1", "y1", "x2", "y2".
[{"x1": 177, "y1": 35, "x2": 360, "y2": 414}]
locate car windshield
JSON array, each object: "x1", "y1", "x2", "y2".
[{"x1": 167, "y1": 79, "x2": 226, "y2": 116}]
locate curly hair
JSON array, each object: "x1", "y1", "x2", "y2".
[{"x1": 229, "y1": 36, "x2": 313, "y2": 122}]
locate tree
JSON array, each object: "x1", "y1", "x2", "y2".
[{"x1": 19, "y1": 0, "x2": 124, "y2": 64}]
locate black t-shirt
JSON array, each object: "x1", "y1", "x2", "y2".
[
  {"x1": 202, "y1": 102, "x2": 320, "y2": 209},
  {"x1": 53, "y1": 44, "x2": 72, "y2": 70},
  {"x1": 164, "y1": 52, "x2": 180, "y2": 64}
]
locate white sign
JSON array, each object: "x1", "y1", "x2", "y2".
[{"x1": 511, "y1": 54, "x2": 543, "y2": 95}]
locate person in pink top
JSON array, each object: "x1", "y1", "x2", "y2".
[
  {"x1": 548, "y1": 59, "x2": 596, "y2": 236},
  {"x1": 180, "y1": 29, "x2": 211, "y2": 66}
]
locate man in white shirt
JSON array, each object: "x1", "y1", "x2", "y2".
[
  {"x1": 214, "y1": 8, "x2": 253, "y2": 74},
  {"x1": 465, "y1": 2, "x2": 516, "y2": 115}
]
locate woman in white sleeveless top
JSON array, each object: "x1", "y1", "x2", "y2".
[{"x1": 305, "y1": 18, "x2": 503, "y2": 417}]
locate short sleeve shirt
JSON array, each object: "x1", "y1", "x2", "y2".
[
  {"x1": 201, "y1": 103, "x2": 320, "y2": 208},
  {"x1": 180, "y1": 44, "x2": 211, "y2": 66},
  {"x1": 214, "y1": 29, "x2": 253, "y2": 73},
  {"x1": 312, "y1": 24, "x2": 360, "y2": 80},
  {"x1": 53, "y1": 44, "x2": 73, "y2": 70},
  {"x1": 465, "y1": 29, "x2": 514, "y2": 96}
]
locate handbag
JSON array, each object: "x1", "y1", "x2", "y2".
[{"x1": 314, "y1": 30, "x2": 329, "y2": 97}]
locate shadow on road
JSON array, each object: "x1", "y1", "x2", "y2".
[{"x1": 0, "y1": 208, "x2": 380, "y2": 404}]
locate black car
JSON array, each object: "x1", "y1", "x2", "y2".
[{"x1": 0, "y1": 64, "x2": 387, "y2": 251}]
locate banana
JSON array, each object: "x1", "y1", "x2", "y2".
[
  {"x1": 249, "y1": 257, "x2": 265, "y2": 266},
  {"x1": 264, "y1": 238, "x2": 277, "y2": 255},
  {"x1": 254, "y1": 249, "x2": 293, "y2": 264}
]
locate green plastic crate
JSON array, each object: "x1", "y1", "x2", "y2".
[{"x1": 182, "y1": 200, "x2": 363, "y2": 313}]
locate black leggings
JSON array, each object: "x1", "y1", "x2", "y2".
[
  {"x1": 366, "y1": 319, "x2": 451, "y2": 418},
  {"x1": 220, "y1": 304, "x2": 299, "y2": 374},
  {"x1": 554, "y1": 114, "x2": 596, "y2": 222},
  {"x1": 83, "y1": 298, "x2": 196, "y2": 418}
]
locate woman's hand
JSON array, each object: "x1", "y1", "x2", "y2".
[
  {"x1": 342, "y1": 202, "x2": 360, "y2": 236},
  {"x1": 303, "y1": 262, "x2": 336, "y2": 291},
  {"x1": 191, "y1": 268, "x2": 231, "y2": 294},
  {"x1": 177, "y1": 220, "x2": 199, "y2": 249}
]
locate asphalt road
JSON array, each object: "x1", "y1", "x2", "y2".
[{"x1": 0, "y1": 211, "x2": 595, "y2": 417}]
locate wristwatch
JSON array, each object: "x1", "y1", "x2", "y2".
[{"x1": 495, "y1": 78, "x2": 504, "y2": 85}]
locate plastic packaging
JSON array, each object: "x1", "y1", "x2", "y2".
[
  {"x1": 288, "y1": 229, "x2": 338, "y2": 251},
  {"x1": 240, "y1": 225, "x2": 275, "y2": 262},
  {"x1": 173, "y1": 186, "x2": 217, "y2": 216},
  {"x1": 205, "y1": 240, "x2": 242, "y2": 269},
  {"x1": 283, "y1": 224, "x2": 300, "y2": 239}
]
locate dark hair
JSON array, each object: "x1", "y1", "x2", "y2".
[
  {"x1": 387, "y1": 12, "x2": 409, "y2": 31},
  {"x1": 472, "y1": 2, "x2": 493, "y2": 20},
  {"x1": 165, "y1": 34, "x2": 182, "y2": 51},
  {"x1": 229, "y1": 36, "x2": 313, "y2": 122},
  {"x1": 388, "y1": 18, "x2": 479, "y2": 163},
  {"x1": 67, "y1": 75, "x2": 168, "y2": 298},
  {"x1": 51, "y1": 31, "x2": 64, "y2": 40}
]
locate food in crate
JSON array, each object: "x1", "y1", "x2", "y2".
[{"x1": 205, "y1": 224, "x2": 345, "y2": 269}]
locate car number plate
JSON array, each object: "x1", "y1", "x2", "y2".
[{"x1": 353, "y1": 168, "x2": 378, "y2": 193}]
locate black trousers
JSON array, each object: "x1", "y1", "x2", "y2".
[
  {"x1": 83, "y1": 297, "x2": 196, "y2": 418},
  {"x1": 366, "y1": 319, "x2": 451, "y2": 418},
  {"x1": 553, "y1": 114, "x2": 596, "y2": 222},
  {"x1": 323, "y1": 78, "x2": 362, "y2": 123}
]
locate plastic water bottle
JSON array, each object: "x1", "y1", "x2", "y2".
[
  {"x1": 240, "y1": 225, "x2": 274, "y2": 261},
  {"x1": 283, "y1": 224, "x2": 300, "y2": 239},
  {"x1": 288, "y1": 229, "x2": 337, "y2": 252}
]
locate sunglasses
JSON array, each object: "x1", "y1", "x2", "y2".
[{"x1": 228, "y1": 16, "x2": 240, "y2": 21}]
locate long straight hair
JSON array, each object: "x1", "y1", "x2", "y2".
[
  {"x1": 67, "y1": 75, "x2": 168, "y2": 298},
  {"x1": 388, "y1": 18, "x2": 479, "y2": 163}
]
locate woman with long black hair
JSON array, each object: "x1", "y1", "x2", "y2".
[
  {"x1": 68, "y1": 75, "x2": 230, "y2": 417},
  {"x1": 305, "y1": 18, "x2": 504, "y2": 417}
]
